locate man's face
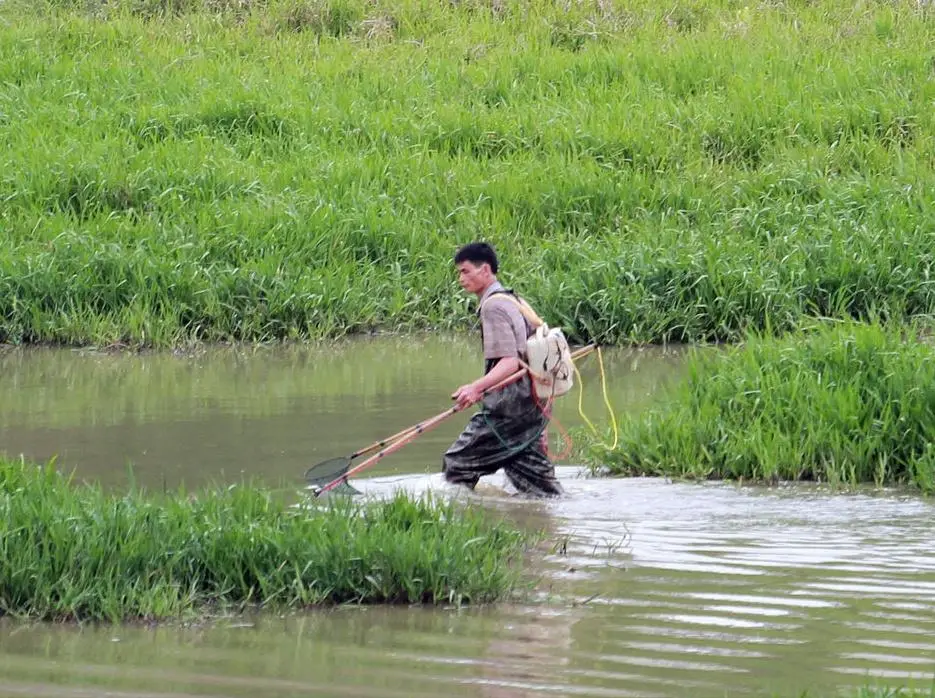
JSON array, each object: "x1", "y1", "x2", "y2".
[{"x1": 457, "y1": 260, "x2": 491, "y2": 295}]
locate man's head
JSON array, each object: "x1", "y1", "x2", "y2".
[{"x1": 454, "y1": 242, "x2": 499, "y2": 295}]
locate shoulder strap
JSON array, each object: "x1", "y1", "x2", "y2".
[{"x1": 481, "y1": 291, "x2": 544, "y2": 328}]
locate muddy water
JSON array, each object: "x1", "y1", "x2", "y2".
[
  {"x1": 0, "y1": 335, "x2": 678, "y2": 490},
  {"x1": 1, "y1": 337, "x2": 934, "y2": 698}
]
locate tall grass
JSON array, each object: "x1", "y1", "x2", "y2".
[
  {"x1": 0, "y1": 457, "x2": 532, "y2": 621},
  {"x1": 592, "y1": 321, "x2": 935, "y2": 491},
  {"x1": 2, "y1": 0, "x2": 935, "y2": 347}
]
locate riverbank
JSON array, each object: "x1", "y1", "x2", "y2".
[
  {"x1": 593, "y1": 321, "x2": 935, "y2": 492},
  {"x1": 2, "y1": 0, "x2": 934, "y2": 347},
  {"x1": 0, "y1": 457, "x2": 533, "y2": 622}
]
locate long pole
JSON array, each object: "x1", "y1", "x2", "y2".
[{"x1": 313, "y1": 343, "x2": 596, "y2": 496}]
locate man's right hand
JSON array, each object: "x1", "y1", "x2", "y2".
[{"x1": 451, "y1": 382, "x2": 484, "y2": 408}]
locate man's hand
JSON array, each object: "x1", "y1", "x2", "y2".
[
  {"x1": 451, "y1": 382, "x2": 484, "y2": 408},
  {"x1": 451, "y1": 358, "x2": 522, "y2": 409}
]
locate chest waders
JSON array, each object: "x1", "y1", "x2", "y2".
[{"x1": 441, "y1": 291, "x2": 563, "y2": 497}]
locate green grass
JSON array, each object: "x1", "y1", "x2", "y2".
[
  {"x1": 1, "y1": 0, "x2": 934, "y2": 347},
  {"x1": 591, "y1": 320, "x2": 935, "y2": 491},
  {"x1": 0, "y1": 456, "x2": 533, "y2": 622}
]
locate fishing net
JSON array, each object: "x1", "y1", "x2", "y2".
[{"x1": 304, "y1": 457, "x2": 362, "y2": 496}]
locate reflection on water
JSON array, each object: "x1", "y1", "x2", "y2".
[
  {"x1": 0, "y1": 335, "x2": 686, "y2": 489},
  {"x1": 1, "y1": 338, "x2": 934, "y2": 698}
]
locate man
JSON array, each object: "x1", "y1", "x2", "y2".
[{"x1": 442, "y1": 242, "x2": 564, "y2": 497}]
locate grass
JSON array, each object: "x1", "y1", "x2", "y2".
[
  {"x1": 0, "y1": 0, "x2": 934, "y2": 347},
  {"x1": 590, "y1": 320, "x2": 935, "y2": 492},
  {"x1": 0, "y1": 456, "x2": 533, "y2": 622}
]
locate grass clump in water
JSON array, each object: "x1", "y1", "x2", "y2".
[
  {"x1": 0, "y1": 457, "x2": 532, "y2": 622},
  {"x1": 591, "y1": 321, "x2": 935, "y2": 492}
]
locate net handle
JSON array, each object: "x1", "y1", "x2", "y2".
[
  {"x1": 350, "y1": 421, "x2": 429, "y2": 461},
  {"x1": 306, "y1": 391, "x2": 478, "y2": 487},
  {"x1": 313, "y1": 344, "x2": 596, "y2": 497},
  {"x1": 304, "y1": 425, "x2": 421, "y2": 487}
]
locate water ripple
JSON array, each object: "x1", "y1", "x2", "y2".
[{"x1": 2, "y1": 470, "x2": 934, "y2": 698}]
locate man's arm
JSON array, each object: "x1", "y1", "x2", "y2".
[{"x1": 451, "y1": 356, "x2": 522, "y2": 408}]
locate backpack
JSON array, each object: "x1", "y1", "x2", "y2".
[{"x1": 481, "y1": 292, "x2": 575, "y2": 400}]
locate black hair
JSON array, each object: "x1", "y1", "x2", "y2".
[{"x1": 453, "y1": 242, "x2": 499, "y2": 274}]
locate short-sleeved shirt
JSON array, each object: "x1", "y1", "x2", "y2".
[{"x1": 478, "y1": 282, "x2": 534, "y2": 366}]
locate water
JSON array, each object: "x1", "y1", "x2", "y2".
[
  {"x1": 0, "y1": 335, "x2": 679, "y2": 489},
  {"x1": 1, "y1": 336, "x2": 934, "y2": 698}
]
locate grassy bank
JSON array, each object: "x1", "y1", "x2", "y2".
[
  {"x1": 592, "y1": 321, "x2": 935, "y2": 491},
  {"x1": 0, "y1": 457, "x2": 532, "y2": 622},
  {"x1": 1, "y1": 0, "x2": 934, "y2": 347}
]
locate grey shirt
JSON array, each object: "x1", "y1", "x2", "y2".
[{"x1": 478, "y1": 282, "x2": 534, "y2": 363}]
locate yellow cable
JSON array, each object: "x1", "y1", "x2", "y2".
[
  {"x1": 597, "y1": 347, "x2": 619, "y2": 450},
  {"x1": 574, "y1": 352, "x2": 598, "y2": 436},
  {"x1": 572, "y1": 346, "x2": 618, "y2": 450}
]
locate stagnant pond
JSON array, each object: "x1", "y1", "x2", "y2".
[{"x1": 1, "y1": 336, "x2": 933, "y2": 698}]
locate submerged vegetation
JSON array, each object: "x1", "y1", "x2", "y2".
[
  {"x1": 0, "y1": 457, "x2": 532, "y2": 621},
  {"x1": 2, "y1": 0, "x2": 935, "y2": 347},
  {"x1": 594, "y1": 321, "x2": 935, "y2": 492}
]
